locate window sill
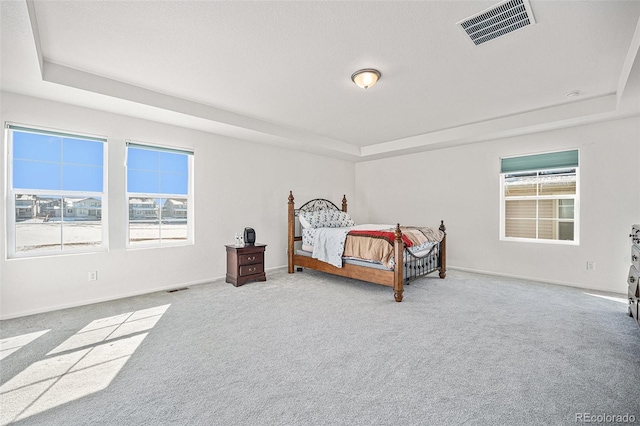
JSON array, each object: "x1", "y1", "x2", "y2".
[{"x1": 500, "y1": 237, "x2": 579, "y2": 246}]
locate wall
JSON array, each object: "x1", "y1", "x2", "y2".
[
  {"x1": 0, "y1": 92, "x2": 355, "y2": 319},
  {"x1": 2, "y1": 92, "x2": 637, "y2": 319},
  {"x1": 355, "y1": 117, "x2": 640, "y2": 293}
]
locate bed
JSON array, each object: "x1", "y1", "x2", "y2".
[{"x1": 287, "y1": 191, "x2": 446, "y2": 302}]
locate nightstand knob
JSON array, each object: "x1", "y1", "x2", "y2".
[{"x1": 248, "y1": 256, "x2": 256, "y2": 261}]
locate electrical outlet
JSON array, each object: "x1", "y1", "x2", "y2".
[
  {"x1": 586, "y1": 261, "x2": 595, "y2": 271},
  {"x1": 88, "y1": 271, "x2": 98, "y2": 281}
]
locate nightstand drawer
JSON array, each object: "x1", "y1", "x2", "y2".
[
  {"x1": 240, "y1": 263, "x2": 264, "y2": 277},
  {"x1": 239, "y1": 252, "x2": 263, "y2": 266}
]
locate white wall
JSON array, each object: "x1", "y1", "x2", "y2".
[
  {"x1": 355, "y1": 117, "x2": 640, "y2": 293},
  {"x1": 0, "y1": 92, "x2": 355, "y2": 319},
  {"x1": 2, "y1": 92, "x2": 637, "y2": 319}
]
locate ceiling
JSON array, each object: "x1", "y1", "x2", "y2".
[{"x1": 1, "y1": 0, "x2": 639, "y2": 161}]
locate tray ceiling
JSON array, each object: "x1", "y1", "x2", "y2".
[{"x1": 1, "y1": 1, "x2": 639, "y2": 161}]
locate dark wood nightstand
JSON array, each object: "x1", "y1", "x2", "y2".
[{"x1": 225, "y1": 243, "x2": 267, "y2": 286}]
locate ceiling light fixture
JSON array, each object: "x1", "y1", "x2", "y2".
[
  {"x1": 566, "y1": 90, "x2": 581, "y2": 98},
  {"x1": 351, "y1": 69, "x2": 381, "y2": 89}
]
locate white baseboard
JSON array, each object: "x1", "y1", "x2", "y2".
[
  {"x1": 0, "y1": 275, "x2": 226, "y2": 320},
  {"x1": 2, "y1": 265, "x2": 623, "y2": 320},
  {"x1": 448, "y1": 265, "x2": 625, "y2": 297}
]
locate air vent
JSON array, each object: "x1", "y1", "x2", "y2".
[
  {"x1": 167, "y1": 287, "x2": 189, "y2": 293},
  {"x1": 457, "y1": 0, "x2": 536, "y2": 46}
]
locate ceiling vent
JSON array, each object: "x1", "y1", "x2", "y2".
[{"x1": 457, "y1": 0, "x2": 536, "y2": 46}]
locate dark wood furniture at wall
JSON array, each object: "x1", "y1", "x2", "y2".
[
  {"x1": 287, "y1": 191, "x2": 446, "y2": 302},
  {"x1": 226, "y1": 243, "x2": 267, "y2": 286},
  {"x1": 628, "y1": 224, "x2": 640, "y2": 329}
]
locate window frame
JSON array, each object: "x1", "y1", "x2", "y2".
[
  {"x1": 125, "y1": 141, "x2": 194, "y2": 249},
  {"x1": 5, "y1": 123, "x2": 108, "y2": 258},
  {"x1": 499, "y1": 150, "x2": 580, "y2": 245}
]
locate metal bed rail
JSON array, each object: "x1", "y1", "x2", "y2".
[{"x1": 403, "y1": 242, "x2": 441, "y2": 283}]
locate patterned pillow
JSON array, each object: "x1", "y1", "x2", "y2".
[
  {"x1": 300, "y1": 209, "x2": 355, "y2": 228},
  {"x1": 298, "y1": 213, "x2": 313, "y2": 229}
]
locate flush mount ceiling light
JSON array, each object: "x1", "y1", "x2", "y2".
[
  {"x1": 351, "y1": 69, "x2": 381, "y2": 89},
  {"x1": 566, "y1": 90, "x2": 581, "y2": 98}
]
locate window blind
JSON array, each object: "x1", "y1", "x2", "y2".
[
  {"x1": 7, "y1": 124, "x2": 107, "y2": 143},
  {"x1": 126, "y1": 141, "x2": 193, "y2": 156},
  {"x1": 126, "y1": 142, "x2": 191, "y2": 195},
  {"x1": 501, "y1": 150, "x2": 579, "y2": 174},
  {"x1": 10, "y1": 126, "x2": 105, "y2": 192}
]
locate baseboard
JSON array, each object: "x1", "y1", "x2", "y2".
[
  {"x1": 1, "y1": 268, "x2": 296, "y2": 320},
  {"x1": 3, "y1": 265, "x2": 623, "y2": 320},
  {"x1": 266, "y1": 265, "x2": 287, "y2": 273},
  {"x1": 448, "y1": 265, "x2": 626, "y2": 297},
  {"x1": 0, "y1": 275, "x2": 226, "y2": 320}
]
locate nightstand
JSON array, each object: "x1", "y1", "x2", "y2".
[{"x1": 225, "y1": 244, "x2": 267, "y2": 286}]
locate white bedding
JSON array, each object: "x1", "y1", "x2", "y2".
[{"x1": 302, "y1": 228, "x2": 316, "y2": 246}]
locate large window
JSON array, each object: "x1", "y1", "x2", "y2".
[
  {"x1": 500, "y1": 150, "x2": 579, "y2": 244},
  {"x1": 126, "y1": 142, "x2": 193, "y2": 247},
  {"x1": 6, "y1": 124, "x2": 107, "y2": 257}
]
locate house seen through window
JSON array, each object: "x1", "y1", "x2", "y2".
[
  {"x1": 6, "y1": 124, "x2": 107, "y2": 257},
  {"x1": 500, "y1": 150, "x2": 579, "y2": 244},
  {"x1": 126, "y1": 142, "x2": 193, "y2": 246}
]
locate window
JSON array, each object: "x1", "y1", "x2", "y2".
[
  {"x1": 6, "y1": 124, "x2": 107, "y2": 257},
  {"x1": 500, "y1": 150, "x2": 579, "y2": 244},
  {"x1": 126, "y1": 142, "x2": 193, "y2": 247}
]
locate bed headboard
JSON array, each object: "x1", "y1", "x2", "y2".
[
  {"x1": 287, "y1": 192, "x2": 348, "y2": 267},
  {"x1": 290, "y1": 192, "x2": 348, "y2": 217},
  {"x1": 295, "y1": 198, "x2": 341, "y2": 216}
]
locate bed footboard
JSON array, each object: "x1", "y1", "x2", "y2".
[{"x1": 403, "y1": 220, "x2": 446, "y2": 284}]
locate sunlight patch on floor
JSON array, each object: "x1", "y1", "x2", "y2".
[
  {"x1": 47, "y1": 304, "x2": 169, "y2": 355},
  {"x1": 0, "y1": 304, "x2": 170, "y2": 425},
  {"x1": 0, "y1": 330, "x2": 50, "y2": 361},
  {"x1": 584, "y1": 293, "x2": 627, "y2": 304}
]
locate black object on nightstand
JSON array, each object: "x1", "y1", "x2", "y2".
[
  {"x1": 244, "y1": 227, "x2": 256, "y2": 245},
  {"x1": 225, "y1": 243, "x2": 267, "y2": 286}
]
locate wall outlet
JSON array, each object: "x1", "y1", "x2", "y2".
[
  {"x1": 586, "y1": 261, "x2": 595, "y2": 271},
  {"x1": 88, "y1": 271, "x2": 98, "y2": 281}
]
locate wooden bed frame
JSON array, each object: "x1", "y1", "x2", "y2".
[{"x1": 287, "y1": 191, "x2": 446, "y2": 302}]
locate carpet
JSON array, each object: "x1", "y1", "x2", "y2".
[{"x1": 1, "y1": 269, "x2": 638, "y2": 425}]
